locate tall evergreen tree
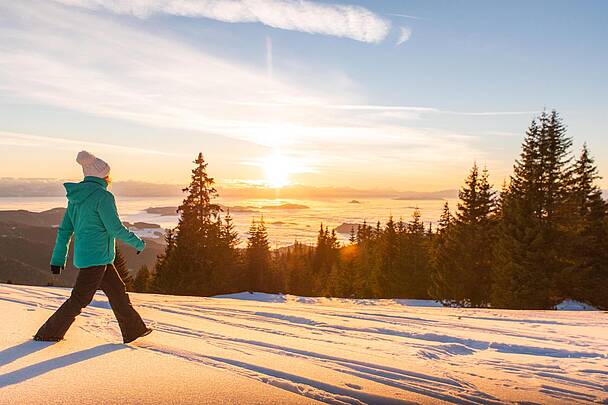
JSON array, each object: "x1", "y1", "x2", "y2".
[
  {"x1": 493, "y1": 111, "x2": 573, "y2": 309},
  {"x1": 152, "y1": 153, "x2": 238, "y2": 296},
  {"x1": 431, "y1": 164, "x2": 496, "y2": 306},
  {"x1": 562, "y1": 144, "x2": 608, "y2": 308}
]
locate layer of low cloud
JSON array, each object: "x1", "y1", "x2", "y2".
[
  {"x1": 53, "y1": 0, "x2": 391, "y2": 43},
  {"x1": 0, "y1": 177, "x2": 458, "y2": 199}
]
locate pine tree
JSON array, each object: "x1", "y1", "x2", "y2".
[
  {"x1": 403, "y1": 208, "x2": 432, "y2": 299},
  {"x1": 431, "y1": 164, "x2": 496, "y2": 306},
  {"x1": 352, "y1": 221, "x2": 376, "y2": 297},
  {"x1": 437, "y1": 202, "x2": 453, "y2": 234},
  {"x1": 151, "y1": 228, "x2": 176, "y2": 293},
  {"x1": 311, "y1": 224, "x2": 340, "y2": 295},
  {"x1": 430, "y1": 203, "x2": 453, "y2": 301},
  {"x1": 278, "y1": 242, "x2": 314, "y2": 296},
  {"x1": 562, "y1": 144, "x2": 608, "y2": 308},
  {"x1": 245, "y1": 216, "x2": 271, "y2": 292},
  {"x1": 133, "y1": 265, "x2": 150, "y2": 293},
  {"x1": 349, "y1": 227, "x2": 356, "y2": 244},
  {"x1": 214, "y1": 210, "x2": 242, "y2": 293},
  {"x1": 152, "y1": 153, "x2": 238, "y2": 296},
  {"x1": 379, "y1": 216, "x2": 399, "y2": 297},
  {"x1": 114, "y1": 247, "x2": 133, "y2": 291},
  {"x1": 493, "y1": 111, "x2": 573, "y2": 309}
]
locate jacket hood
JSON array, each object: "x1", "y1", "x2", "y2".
[{"x1": 64, "y1": 176, "x2": 108, "y2": 204}]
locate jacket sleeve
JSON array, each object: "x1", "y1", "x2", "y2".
[
  {"x1": 98, "y1": 192, "x2": 145, "y2": 251},
  {"x1": 50, "y1": 209, "x2": 74, "y2": 267}
]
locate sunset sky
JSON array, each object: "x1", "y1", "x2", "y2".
[{"x1": 1, "y1": 0, "x2": 607, "y2": 192}]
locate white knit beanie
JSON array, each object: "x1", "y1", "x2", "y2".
[{"x1": 76, "y1": 151, "x2": 111, "y2": 178}]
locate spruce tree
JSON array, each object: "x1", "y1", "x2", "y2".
[
  {"x1": 151, "y1": 228, "x2": 176, "y2": 293},
  {"x1": 431, "y1": 164, "x2": 496, "y2": 306},
  {"x1": 437, "y1": 202, "x2": 453, "y2": 234},
  {"x1": 493, "y1": 111, "x2": 573, "y2": 309},
  {"x1": 562, "y1": 144, "x2": 608, "y2": 308},
  {"x1": 379, "y1": 216, "x2": 399, "y2": 296},
  {"x1": 133, "y1": 265, "x2": 150, "y2": 293},
  {"x1": 214, "y1": 210, "x2": 242, "y2": 293},
  {"x1": 311, "y1": 224, "x2": 340, "y2": 294},
  {"x1": 352, "y1": 221, "x2": 375, "y2": 297},
  {"x1": 114, "y1": 247, "x2": 133, "y2": 291},
  {"x1": 403, "y1": 208, "x2": 432, "y2": 299},
  {"x1": 349, "y1": 227, "x2": 356, "y2": 244},
  {"x1": 430, "y1": 202, "x2": 453, "y2": 301},
  {"x1": 152, "y1": 153, "x2": 238, "y2": 296},
  {"x1": 245, "y1": 217, "x2": 271, "y2": 292}
]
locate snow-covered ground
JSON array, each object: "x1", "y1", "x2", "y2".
[{"x1": 1, "y1": 284, "x2": 607, "y2": 404}]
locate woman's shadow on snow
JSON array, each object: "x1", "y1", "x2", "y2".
[{"x1": 0, "y1": 341, "x2": 127, "y2": 387}]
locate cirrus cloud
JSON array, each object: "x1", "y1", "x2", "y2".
[{"x1": 52, "y1": 0, "x2": 392, "y2": 43}]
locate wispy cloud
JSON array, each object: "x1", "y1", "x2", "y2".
[
  {"x1": 396, "y1": 26, "x2": 412, "y2": 46},
  {"x1": 0, "y1": 1, "x2": 485, "y2": 187},
  {"x1": 386, "y1": 13, "x2": 423, "y2": 21},
  {"x1": 52, "y1": 0, "x2": 391, "y2": 43},
  {"x1": 0, "y1": 131, "x2": 179, "y2": 156}
]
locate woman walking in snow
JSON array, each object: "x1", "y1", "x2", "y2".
[{"x1": 34, "y1": 151, "x2": 152, "y2": 344}]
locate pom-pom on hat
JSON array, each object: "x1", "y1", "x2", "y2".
[{"x1": 76, "y1": 151, "x2": 110, "y2": 178}]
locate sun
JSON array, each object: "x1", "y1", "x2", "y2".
[{"x1": 263, "y1": 153, "x2": 291, "y2": 188}]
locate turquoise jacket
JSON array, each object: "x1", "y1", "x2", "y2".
[{"x1": 50, "y1": 176, "x2": 145, "y2": 269}]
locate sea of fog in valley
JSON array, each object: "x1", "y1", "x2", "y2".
[{"x1": 0, "y1": 197, "x2": 457, "y2": 247}]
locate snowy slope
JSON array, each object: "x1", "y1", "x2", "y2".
[{"x1": 1, "y1": 284, "x2": 607, "y2": 404}]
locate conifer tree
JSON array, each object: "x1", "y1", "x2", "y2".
[
  {"x1": 245, "y1": 217, "x2": 271, "y2": 292},
  {"x1": 431, "y1": 164, "x2": 496, "y2": 306},
  {"x1": 152, "y1": 153, "x2": 238, "y2": 296},
  {"x1": 349, "y1": 227, "x2": 356, "y2": 244},
  {"x1": 151, "y1": 228, "x2": 176, "y2": 293},
  {"x1": 437, "y1": 202, "x2": 453, "y2": 234},
  {"x1": 493, "y1": 111, "x2": 573, "y2": 309},
  {"x1": 311, "y1": 224, "x2": 340, "y2": 295},
  {"x1": 215, "y1": 210, "x2": 242, "y2": 293},
  {"x1": 351, "y1": 221, "x2": 375, "y2": 297},
  {"x1": 278, "y1": 242, "x2": 314, "y2": 296},
  {"x1": 378, "y1": 217, "x2": 399, "y2": 297},
  {"x1": 133, "y1": 265, "x2": 150, "y2": 293},
  {"x1": 114, "y1": 247, "x2": 133, "y2": 291},
  {"x1": 562, "y1": 144, "x2": 608, "y2": 308},
  {"x1": 430, "y1": 202, "x2": 452, "y2": 301},
  {"x1": 403, "y1": 209, "x2": 432, "y2": 299}
]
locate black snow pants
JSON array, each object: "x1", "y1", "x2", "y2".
[{"x1": 35, "y1": 264, "x2": 147, "y2": 342}]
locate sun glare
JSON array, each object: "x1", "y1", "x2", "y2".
[{"x1": 263, "y1": 153, "x2": 291, "y2": 188}]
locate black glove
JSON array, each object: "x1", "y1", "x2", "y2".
[
  {"x1": 137, "y1": 241, "x2": 145, "y2": 255},
  {"x1": 51, "y1": 265, "x2": 63, "y2": 275}
]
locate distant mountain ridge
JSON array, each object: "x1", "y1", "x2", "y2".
[
  {"x1": 0, "y1": 208, "x2": 65, "y2": 227},
  {"x1": 0, "y1": 209, "x2": 165, "y2": 287}
]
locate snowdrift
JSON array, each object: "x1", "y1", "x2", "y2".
[{"x1": 1, "y1": 284, "x2": 607, "y2": 404}]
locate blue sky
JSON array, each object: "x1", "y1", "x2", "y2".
[{"x1": 1, "y1": 0, "x2": 607, "y2": 191}]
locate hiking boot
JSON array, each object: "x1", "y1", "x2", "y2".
[{"x1": 123, "y1": 327, "x2": 153, "y2": 344}]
